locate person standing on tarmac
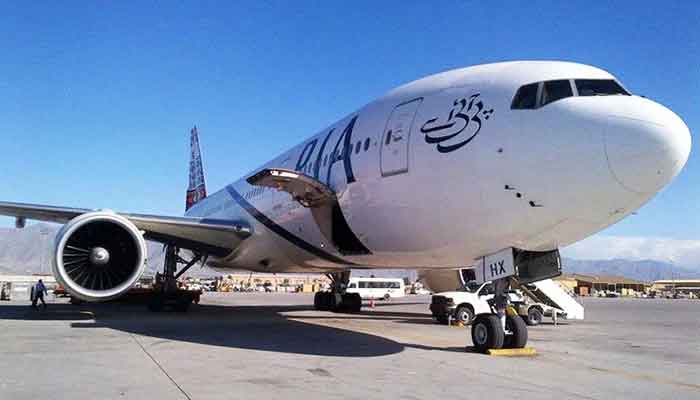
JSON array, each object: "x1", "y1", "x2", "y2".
[{"x1": 32, "y1": 279, "x2": 47, "y2": 309}]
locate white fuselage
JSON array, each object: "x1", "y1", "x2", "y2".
[{"x1": 185, "y1": 61, "x2": 691, "y2": 273}]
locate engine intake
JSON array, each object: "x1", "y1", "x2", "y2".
[{"x1": 53, "y1": 212, "x2": 147, "y2": 302}]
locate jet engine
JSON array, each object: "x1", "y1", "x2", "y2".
[
  {"x1": 419, "y1": 269, "x2": 465, "y2": 293},
  {"x1": 52, "y1": 211, "x2": 147, "y2": 302}
]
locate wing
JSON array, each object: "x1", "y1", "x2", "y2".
[{"x1": 0, "y1": 201, "x2": 251, "y2": 257}]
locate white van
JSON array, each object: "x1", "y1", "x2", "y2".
[{"x1": 346, "y1": 277, "x2": 405, "y2": 300}]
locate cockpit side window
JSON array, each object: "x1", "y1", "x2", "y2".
[
  {"x1": 575, "y1": 79, "x2": 630, "y2": 96},
  {"x1": 541, "y1": 79, "x2": 574, "y2": 107},
  {"x1": 511, "y1": 83, "x2": 539, "y2": 109}
]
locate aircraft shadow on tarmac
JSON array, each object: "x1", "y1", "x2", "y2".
[{"x1": 0, "y1": 302, "x2": 451, "y2": 357}]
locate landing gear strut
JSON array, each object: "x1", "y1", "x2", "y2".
[
  {"x1": 470, "y1": 277, "x2": 528, "y2": 352},
  {"x1": 148, "y1": 246, "x2": 206, "y2": 312},
  {"x1": 313, "y1": 271, "x2": 362, "y2": 313}
]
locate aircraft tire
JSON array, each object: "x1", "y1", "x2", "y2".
[
  {"x1": 455, "y1": 306, "x2": 474, "y2": 324},
  {"x1": 350, "y1": 293, "x2": 362, "y2": 312},
  {"x1": 314, "y1": 292, "x2": 327, "y2": 311},
  {"x1": 339, "y1": 293, "x2": 362, "y2": 313},
  {"x1": 174, "y1": 297, "x2": 191, "y2": 313},
  {"x1": 471, "y1": 315, "x2": 504, "y2": 353},
  {"x1": 525, "y1": 307, "x2": 543, "y2": 326},
  {"x1": 147, "y1": 295, "x2": 164, "y2": 312},
  {"x1": 504, "y1": 314, "x2": 528, "y2": 348}
]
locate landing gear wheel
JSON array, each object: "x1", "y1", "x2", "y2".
[
  {"x1": 148, "y1": 295, "x2": 164, "y2": 312},
  {"x1": 454, "y1": 306, "x2": 474, "y2": 324},
  {"x1": 504, "y1": 314, "x2": 528, "y2": 348},
  {"x1": 174, "y1": 297, "x2": 191, "y2": 313},
  {"x1": 471, "y1": 315, "x2": 504, "y2": 353},
  {"x1": 339, "y1": 293, "x2": 362, "y2": 313},
  {"x1": 383, "y1": 293, "x2": 390, "y2": 301},
  {"x1": 525, "y1": 307, "x2": 543, "y2": 326},
  {"x1": 314, "y1": 292, "x2": 330, "y2": 311}
]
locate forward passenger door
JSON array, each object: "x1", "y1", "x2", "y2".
[{"x1": 380, "y1": 99, "x2": 422, "y2": 176}]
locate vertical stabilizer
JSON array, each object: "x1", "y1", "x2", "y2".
[{"x1": 186, "y1": 126, "x2": 207, "y2": 211}]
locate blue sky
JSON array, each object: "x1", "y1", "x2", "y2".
[{"x1": 0, "y1": 2, "x2": 698, "y2": 262}]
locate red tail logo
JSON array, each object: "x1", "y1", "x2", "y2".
[{"x1": 186, "y1": 126, "x2": 207, "y2": 211}]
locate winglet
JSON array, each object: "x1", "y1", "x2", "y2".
[{"x1": 186, "y1": 125, "x2": 208, "y2": 211}]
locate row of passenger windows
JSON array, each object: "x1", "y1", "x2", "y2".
[
  {"x1": 511, "y1": 79, "x2": 630, "y2": 110},
  {"x1": 244, "y1": 186, "x2": 267, "y2": 200},
  {"x1": 299, "y1": 137, "x2": 372, "y2": 175}
]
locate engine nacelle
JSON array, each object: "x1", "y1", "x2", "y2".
[
  {"x1": 53, "y1": 211, "x2": 147, "y2": 302},
  {"x1": 419, "y1": 269, "x2": 465, "y2": 293}
]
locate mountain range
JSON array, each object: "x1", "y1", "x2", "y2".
[{"x1": 561, "y1": 257, "x2": 698, "y2": 282}]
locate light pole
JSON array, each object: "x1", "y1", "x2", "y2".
[
  {"x1": 39, "y1": 227, "x2": 49, "y2": 275},
  {"x1": 666, "y1": 257, "x2": 677, "y2": 298}
]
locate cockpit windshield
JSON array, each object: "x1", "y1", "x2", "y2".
[
  {"x1": 512, "y1": 78, "x2": 630, "y2": 110},
  {"x1": 575, "y1": 79, "x2": 630, "y2": 96}
]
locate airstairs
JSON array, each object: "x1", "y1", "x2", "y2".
[{"x1": 517, "y1": 278, "x2": 584, "y2": 320}]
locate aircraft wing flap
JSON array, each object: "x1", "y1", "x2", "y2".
[
  {"x1": 0, "y1": 201, "x2": 251, "y2": 257},
  {"x1": 246, "y1": 168, "x2": 336, "y2": 207}
]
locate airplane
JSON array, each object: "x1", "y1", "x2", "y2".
[{"x1": 0, "y1": 61, "x2": 691, "y2": 352}]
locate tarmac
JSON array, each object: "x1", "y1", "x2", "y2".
[{"x1": 0, "y1": 293, "x2": 698, "y2": 399}]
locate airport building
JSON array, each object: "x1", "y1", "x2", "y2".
[
  {"x1": 651, "y1": 279, "x2": 700, "y2": 296},
  {"x1": 210, "y1": 272, "x2": 330, "y2": 292},
  {"x1": 555, "y1": 273, "x2": 649, "y2": 296}
]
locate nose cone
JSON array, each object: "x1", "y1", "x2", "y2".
[{"x1": 604, "y1": 98, "x2": 691, "y2": 194}]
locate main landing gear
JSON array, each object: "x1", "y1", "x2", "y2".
[
  {"x1": 470, "y1": 278, "x2": 528, "y2": 353},
  {"x1": 148, "y1": 246, "x2": 206, "y2": 312},
  {"x1": 313, "y1": 271, "x2": 362, "y2": 313}
]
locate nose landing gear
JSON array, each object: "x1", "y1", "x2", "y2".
[{"x1": 470, "y1": 277, "x2": 528, "y2": 353}]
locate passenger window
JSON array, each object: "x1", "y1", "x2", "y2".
[
  {"x1": 364, "y1": 138, "x2": 370, "y2": 151},
  {"x1": 540, "y1": 80, "x2": 573, "y2": 106},
  {"x1": 355, "y1": 141, "x2": 361, "y2": 154},
  {"x1": 359, "y1": 282, "x2": 367, "y2": 289},
  {"x1": 348, "y1": 283, "x2": 356, "y2": 288},
  {"x1": 575, "y1": 79, "x2": 629, "y2": 96},
  {"x1": 511, "y1": 83, "x2": 539, "y2": 109}
]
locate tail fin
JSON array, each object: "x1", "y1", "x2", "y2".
[{"x1": 185, "y1": 125, "x2": 207, "y2": 211}]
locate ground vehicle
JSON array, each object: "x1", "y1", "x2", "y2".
[
  {"x1": 430, "y1": 281, "x2": 494, "y2": 324},
  {"x1": 509, "y1": 293, "x2": 566, "y2": 326},
  {"x1": 346, "y1": 277, "x2": 405, "y2": 300},
  {"x1": 430, "y1": 281, "x2": 563, "y2": 326}
]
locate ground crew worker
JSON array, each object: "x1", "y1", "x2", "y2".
[{"x1": 32, "y1": 279, "x2": 47, "y2": 309}]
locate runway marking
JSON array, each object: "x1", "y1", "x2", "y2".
[{"x1": 129, "y1": 334, "x2": 192, "y2": 400}]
